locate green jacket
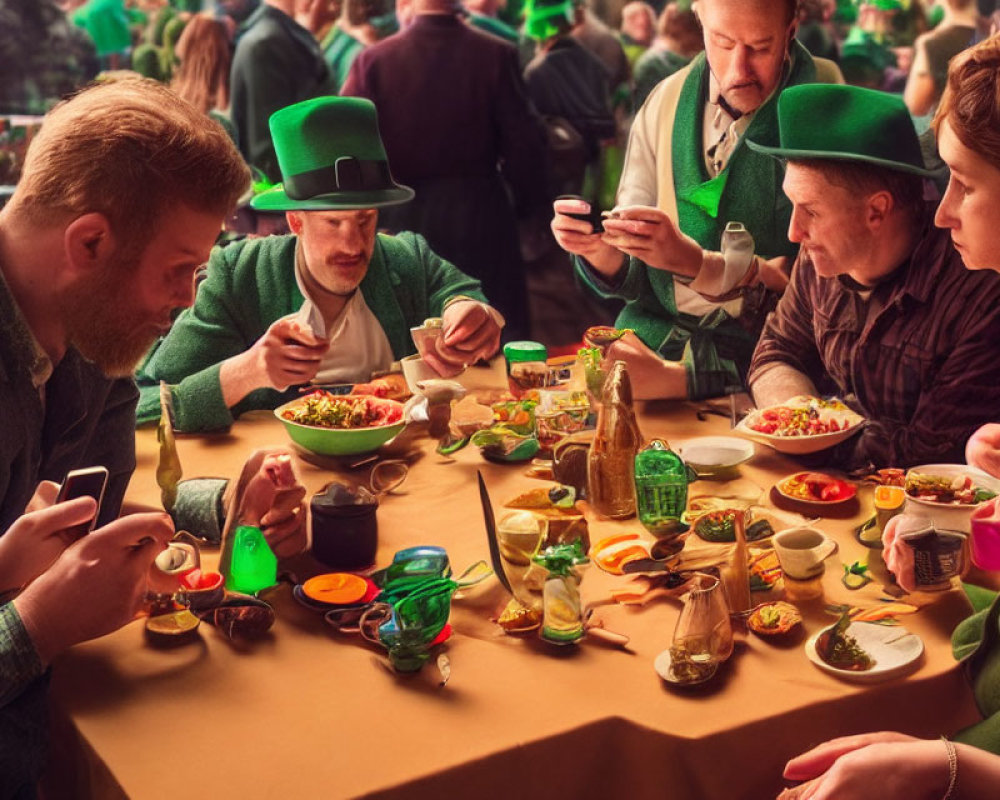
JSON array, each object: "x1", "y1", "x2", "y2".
[
  {"x1": 137, "y1": 231, "x2": 486, "y2": 432},
  {"x1": 952, "y1": 587, "x2": 1000, "y2": 753}
]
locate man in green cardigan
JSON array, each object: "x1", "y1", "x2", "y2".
[
  {"x1": 552, "y1": 0, "x2": 842, "y2": 402},
  {"x1": 138, "y1": 96, "x2": 504, "y2": 433}
]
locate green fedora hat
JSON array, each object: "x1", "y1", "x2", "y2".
[
  {"x1": 252, "y1": 96, "x2": 414, "y2": 212},
  {"x1": 747, "y1": 83, "x2": 934, "y2": 177}
]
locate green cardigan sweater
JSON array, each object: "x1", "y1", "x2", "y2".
[{"x1": 136, "y1": 231, "x2": 486, "y2": 432}]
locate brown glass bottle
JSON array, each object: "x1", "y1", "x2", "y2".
[{"x1": 587, "y1": 360, "x2": 643, "y2": 518}]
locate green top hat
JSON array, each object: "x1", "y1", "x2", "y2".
[
  {"x1": 252, "y1": 96, "x2": 415, "y2": 212},
  {"x1": 746, "y1": 84, "x2": 934, "y2": 177},
  {"x1": 524, "y1": 0, "x2": 574, "y2": 41}
]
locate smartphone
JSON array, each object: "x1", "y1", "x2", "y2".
[
  {"x1": 556, "y1": 194, "x2": 604, "y2": 233},
  {"x1": 56, "y1": 466, "x2": 109, "y2": 538}
]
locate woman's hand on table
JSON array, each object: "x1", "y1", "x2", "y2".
[
  {"x1": 0, "y1": 482, "x2": 98, "y2": 593},
  {"x1": 778, "y1": 732, "x2": 947, "y2": 800},
  {"x1": 603, "y1": 333, "x2": 688, "y2": 400},
  {"x1": 13, "y1": 512, "x2": 174, "y2": 665},
  {"x1": 881, "y1": 515, "x2": 917, "y2": 593}
]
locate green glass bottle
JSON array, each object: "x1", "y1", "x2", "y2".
[{"x1": 634, "y1": 439, "x2": 690, "y2": 535}]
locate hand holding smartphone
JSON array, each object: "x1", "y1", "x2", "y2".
[
  {"x1": 56, "y1": 466, "x2": 109, "y2": 539},
  {"x1": 556, "y1": 194, "x2": 604, "y2": 233}
]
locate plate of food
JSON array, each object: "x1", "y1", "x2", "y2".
[
  {"x1": 775, "y1": 472, "x2": 857, "y2": 507},
  {"x1": 904, "y1": 464, "x2": 1000, "y2": 508},
  {"x1": 275, "y1": 391, "x2": 406, "y2": 456},
  {"x1": 805, "y1": 613, "x2": 923, "y2": 683},
  {"x1": 748, "y1": 602, "x2": 802, "y2": 636},
  {"x1": 675, "y1": 436, "x2": 755, "y2": 479},
  {"x1": 689, "y1": 508, "x2": 777, "y2": 543},
  {"x1": 735, "y1": 396, "x2": 865, "y2": 455}
]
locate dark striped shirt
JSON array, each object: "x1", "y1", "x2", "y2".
[{"x1": 749, "y1": 219, "x2": 1000, "y2": 470}]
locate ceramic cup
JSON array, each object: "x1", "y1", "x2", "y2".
[
  {"x1": 772, "y1": 527, "x2": 837, "y2": 580},
  {"x1": 970, "y1": 499, "x2": 1000, "y2": 571},
  {"x1": 400, "y1": 354, "x2": 438, "y2": 394}
]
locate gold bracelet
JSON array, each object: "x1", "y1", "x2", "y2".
[{"x1": 941, "y1": 737, "x2": 958, "y2": 800}]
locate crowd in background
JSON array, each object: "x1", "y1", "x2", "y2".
[{"x1": 2, "y1": 0, "x2": 999, "y2": 349}]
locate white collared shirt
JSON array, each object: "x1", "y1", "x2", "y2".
[{"x1": 293, "y1": 256, "x2": 394, "y2": 385}]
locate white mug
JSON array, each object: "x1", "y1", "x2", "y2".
[{"x1": 772, "y1": 527, "x2": 837, "y2": 580}]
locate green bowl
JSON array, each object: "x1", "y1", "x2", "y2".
[{"x1": 274, "y1": 396, "x2": 406, "y2": 456}]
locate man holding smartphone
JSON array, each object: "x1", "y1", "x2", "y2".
[
  {"x1": 551, "y1": 0, "x2": 843, "y2": 402},
  {"x1": 0, "y1": 78, "x2": 256, "y2": 797}
]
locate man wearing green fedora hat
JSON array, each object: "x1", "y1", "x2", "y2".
[
  {"x1": 137, "y1": 96, "x2": 504, "y2": 432},
  {"x1": 747, "y1": 82, "x2": 1000, "y2": 470}
]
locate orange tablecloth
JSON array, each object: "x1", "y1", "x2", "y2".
[{"x1": 48, "y1": 365, "x2": 984, "y2": 799}]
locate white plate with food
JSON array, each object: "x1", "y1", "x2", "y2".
[
  {"x1": 675, "y1": 436, "x2": 755, "y2": 478},
  {"x1": 735, "y1": 396, "x2": 865, "y2": 455},
  {"x1": 904, "y1": 464, "x2": 1000, "y2": 508},
  {"x1": 805, "y1": 618, "x2": 923, "y2": 683},
  {"x1": 903, "y1": 464, "x2": 1000, "y2": 532}
]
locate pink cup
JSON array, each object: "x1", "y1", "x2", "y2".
[{"x1": 970, "y1": 498, "x2": 1000, "y2": 570}]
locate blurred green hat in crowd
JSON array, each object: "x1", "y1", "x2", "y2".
[{"x1": 524, "y1": 0, "x2": 575, "y2": 40}]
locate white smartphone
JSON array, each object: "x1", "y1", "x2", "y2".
[{"x1": 55, "y1": 466, "x2": 109, "y2": 538}]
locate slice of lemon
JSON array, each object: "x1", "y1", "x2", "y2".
[{"x1": 146, "y1": 610, "x2": 200, "y2": 636}]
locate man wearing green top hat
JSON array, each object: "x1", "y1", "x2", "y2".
[
  {"x1": 747, "y1": 83, "x2": 1000, "y2": 470},
  {"x1": 552, "y1": 0, "x2": 843, "y2": 402},
  {"x1": 138, "y1": 96, "x2": 504, "y2": 433}
]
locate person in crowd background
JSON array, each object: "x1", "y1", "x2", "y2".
[
  {"x1": 341, "y1": 0, "x2": 547, "y2": 341},
  {"x1": 619, "y1": 0, "x2": 656, "y2": 65},
  {"x1": 230, "y1": 0, "x2": 331, "y2": 184},
  {"x1": 523, "y1": 0, "x2": 617, "y2": 197},
  {"x1": 464, "y1": 0, "x2": 520, "y2": 43},
  {"x1": 904, "y1": 0, "x2": 982, "y2": 115},
  {"x1": 0, "y1": 0, "x2": 99, "y2": 115},
  {"x1": 631, "y1": 1, "x2": 702, "y2": 108},
  {"x1": 171, "y1": 12, "x2": 234, "y2": 129}
]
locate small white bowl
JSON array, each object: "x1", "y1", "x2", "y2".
[{"x1": 675, "y1": 436, "x2": 754, "y2": 478}]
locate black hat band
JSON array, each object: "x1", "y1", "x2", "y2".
[{"x1": 284, "y1": 157, "x2": 396, "y2": 201}]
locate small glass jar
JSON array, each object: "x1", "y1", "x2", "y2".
[
  {"x1": 634, "y1": 439, "x2": 690, "y2": 535},
  {"x1": 503, "y1": 341, "x2": 548, "y2": 399}
]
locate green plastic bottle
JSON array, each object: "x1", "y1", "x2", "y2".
[
  {"x1": 222, "y1": 525, "x2": 277, "y2": 594},
  {"x1": 634, "y1": 439, "x2": 690, "y2": 535}
]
